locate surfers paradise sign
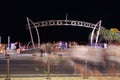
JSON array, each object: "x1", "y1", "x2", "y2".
[
  {"x1": 26, "y1": 17, "x2": 102, "y2": 48},
  {"x1": 33, "y1": 20, "x2": 97, "y2": 29}
]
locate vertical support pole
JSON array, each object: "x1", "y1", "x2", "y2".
[
  {"x1": 7, "y1": 36, "x2": 10, "y2": 49},
  {"x1": 65, "y1": 13, "x2": 68, "y2": 25},
  {"x1": 90, "y1": 20, "x2": 102, "y2": 46},
  {"x1": 26, "y1": 17, "x2": 35, "y2": 49},
  {"x1": 118, "y1": 63, "x2": 120, "y2": 78},
  {"x1": 0, "y1": 36, "x2": 1, "y2": 53},
  {"x1": 5, "y1": 54, "x2": 10, "y2": 80},
  {"x1": 111, "y1": 62, "x2": 115, "y2": 79},
  {"x1": 84, "y1": 58, "x2": 88, "y2": 79},
  {"x1": 90, "y1": 24, "x2": 97, "y2": 46},
  {"x1": 46, "y1": 43, "x2": 51, "y2": 80},
  {"x1": 34, "y1": 26, "x2": 40, "y2": 48},
  {"x1": 47, "y1": 54, "x2": 51, "y2": 80},
  {"x1": 95, "y1": 20, "x2": 102, "y2": 46},
  {"x1": 0, "y1": 36, "x2": 1, "y2": 44},
  {"x1": 27, "y1": 18, "x2": 40, "y2": 48}
]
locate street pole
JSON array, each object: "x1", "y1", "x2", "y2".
[
  {"x1": 46, "y1": 54, "x2": 51, "y2": 80},
  {"x1": 0, "y1": 36, "x2": 1, "y2": 44},
  {"x1": 84, "y1": 58, "x2": 88, "y2": 79},
  {"x1": 45, "y1": 43, "x2": 52, "y2": 80},
  {"x1": 5, "y1": 54, "x2": 11, "y2": 80},
  {"x1": 7, "y1": 36, "x2": 10, "y2": 49}
]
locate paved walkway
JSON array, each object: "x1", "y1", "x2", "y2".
[
  {"x1": 1, "y1": 76, "x2": 120, "y2": 80},
  {"x1": 1, "y1": 77, "x2": 83, "y2": 80}
]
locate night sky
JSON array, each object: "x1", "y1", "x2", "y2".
[{"x1": 0, "y1": 0, "x2": 120, "y2": 43}]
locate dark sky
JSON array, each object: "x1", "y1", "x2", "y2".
[{"x1": 0, "y1": 0, "x2": 120, "y2": 43}]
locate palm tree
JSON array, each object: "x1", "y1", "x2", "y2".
[
  {"x1": 99, "y1": 27, "x2": 109, "y2": 42},
  {"x1": 99, "y1": 27, "x2": 120, "y2": 44},
  {"x1": 88, "y1": 27, "x2": 120, "y2": 45}
]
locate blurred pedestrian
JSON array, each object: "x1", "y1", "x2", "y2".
[{"x1": 15, "y1": 41, "x2": 20, "y2": 54}]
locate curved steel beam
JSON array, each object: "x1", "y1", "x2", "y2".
[
  {"x1": 26, "y1": 20, "x2": 98, "y2": 29},
  {"x1": 95, "y1": 20, "x2": 102, "y2": 46},
  {"x1": 26, "y1": 17, "x2": 35, "y2": 49}
]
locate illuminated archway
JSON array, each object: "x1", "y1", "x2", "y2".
[{"x1": 26, "y1": 17, "x2": 102, "y2": 48}]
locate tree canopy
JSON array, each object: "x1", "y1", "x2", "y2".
[
  {"x1": 89, "y1": 27, "x2": 120, "y2": 44},
  {"x1": 99, "y1": 27, "x2": 120, "y2": 44}
]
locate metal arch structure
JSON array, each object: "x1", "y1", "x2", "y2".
[
  {"x1": 29, "y1": 20, "x2": 98, "y2": 29},
  {"x1": 26, "y1": 18, "x2": 102, "y2": 48}
]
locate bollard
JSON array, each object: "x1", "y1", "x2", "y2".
[{"x1": 5, "y1": 54, "x2": 11, "y2": 80}]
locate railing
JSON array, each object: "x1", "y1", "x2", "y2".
[{"x1": 0, "y1": 53, "x2": 120, "y2": 80}]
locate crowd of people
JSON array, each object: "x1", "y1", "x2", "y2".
[
  {"x1": 0, "y1": 41, "x2": 27, "y2": 54},
  {"x1": 0, "y1": 41, "x2": 78, "y2": 54},
  {"x1": 40, "y1": 41, "x2": 78, "y2": 54}
]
